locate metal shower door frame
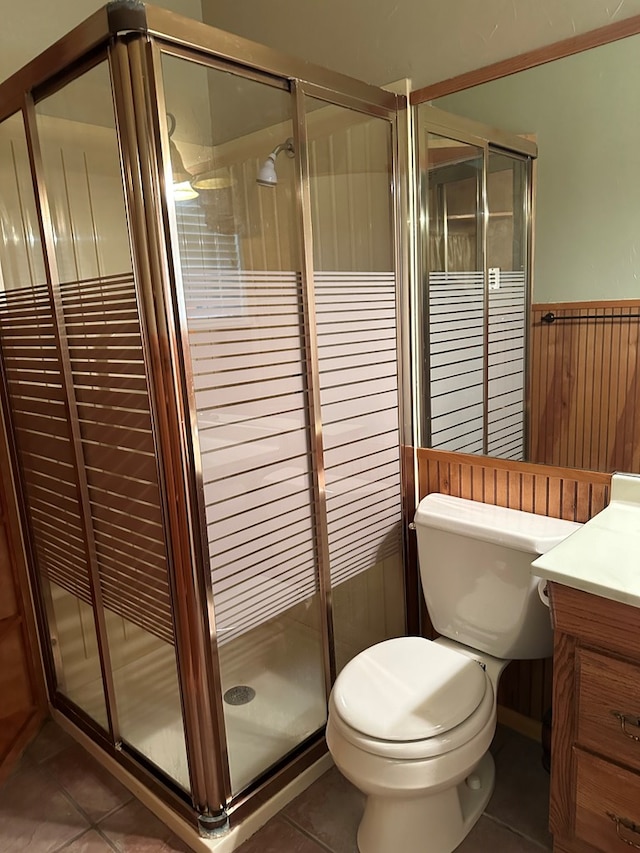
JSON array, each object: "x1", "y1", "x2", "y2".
[{"x1": 0, "y1": 0, "x2": 410, "y2": 831}]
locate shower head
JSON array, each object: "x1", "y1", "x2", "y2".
[
  {"x1": 257, "y1": 137, "x2": 295, "y2": 187},
  {"x1": 257, "y1": 153, "x2": 278, "y2": 187}
]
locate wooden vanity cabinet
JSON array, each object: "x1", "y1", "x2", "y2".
[{"x1": 549, "y1": 582, "x2": 640, "y2": 853}]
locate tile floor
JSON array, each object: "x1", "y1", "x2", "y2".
[{"x1": 0, "y1": 720, "x2": 552, "y2": 852}]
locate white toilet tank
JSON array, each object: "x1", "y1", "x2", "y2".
[{"x1": 414, "y1": 493, "x2": 581, "y2": 660}]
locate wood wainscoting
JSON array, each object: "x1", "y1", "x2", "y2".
[
  {"x1": 530, "y1": 300, "x2": 640, "y2": 472},
  {"x1": 415, "y1": 447, "x2": 611, "y2": 732}
]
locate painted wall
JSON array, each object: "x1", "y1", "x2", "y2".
[
  {"x1": 436, "y1": 35, "x2": 640, "y2": 303},
  {"x1": 0, "y1": 0, "x2": 203, "y2": 82}
]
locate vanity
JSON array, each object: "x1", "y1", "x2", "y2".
[{"x1": 532, "y1": 473, "x2": 640, "y2": 853}]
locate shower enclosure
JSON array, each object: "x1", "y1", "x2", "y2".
[
  {"x1": 414, "y1": 105, "x2": 535, "y2": 460},
  {"x1": 0, "y1": 3, "x2": 407, "y2": 831}
]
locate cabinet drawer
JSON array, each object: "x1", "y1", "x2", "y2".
[
  {"x1": 575, "y1": 748, "x2": 640, "y2": 851},
  {"x1": 577, "y1": 648, "x2": 640, "y2": 773}
]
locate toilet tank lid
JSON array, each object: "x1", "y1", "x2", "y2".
[
  {"x1": 414, "y1": 493, "x2": 582, "y2": 555},
  {"x1": 332, "y1": 637, "x2": 487, "y2": 741}
]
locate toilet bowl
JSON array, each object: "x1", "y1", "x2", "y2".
[
  {"x1": 326, "y1": 494, "x2": 581, "y2": 853},
  {"x1": 326, "y1": 636, "x2": 505, "y2": 853}
]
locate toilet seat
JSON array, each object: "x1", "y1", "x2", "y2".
[{"x1": 329, "y1": 637, "x2": 495, "y2": 761}]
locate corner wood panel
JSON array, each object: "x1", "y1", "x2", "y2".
[
  {"x1": 0, "y1": 419, "x2": 47, "y2": 784},
  {"x1": 530, "y1": 301, "x2": 640, "y2": 473},
  {"x1": 415, "y1": 447, "x2": 611, "y2": 723}
]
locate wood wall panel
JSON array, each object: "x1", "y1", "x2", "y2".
[
  {"x1": 0, "y1": 420, "x2": 47, "y2": 785},
  {"x1": 415, "y1": 447, "x2": 611, "y2": 724},
  {"x1": 530, "y1": 301, "x2": 640, "y2": 473}
]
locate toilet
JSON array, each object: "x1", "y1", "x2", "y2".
[{"x1": 326, "y1": 493, "x2": 581, "y2": 853}]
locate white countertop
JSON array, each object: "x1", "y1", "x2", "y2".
[{"x1": 532, "y1": 473, "x2": 640, "y2": 608}]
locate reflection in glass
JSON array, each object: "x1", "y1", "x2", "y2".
[
  {"x1": 487, "y1": 150, "x2": 528, "y2": 460},
  {"x1": 425, "y1": 132, "x2": 486, "y2": 454},
  {"x1": 162, "y1": 54, "x2": 327, "y2": 794},
  {"x1": 420, "y1": 121, "x2": 529, "y2": 462},
  {"x1": 0, "y1": 112, "x2": 109, "y2": 730},
  {"x1": 0, "y1": 114, "x2": 45, "y2": 290}
]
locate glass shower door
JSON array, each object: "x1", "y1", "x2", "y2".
[
  {"x1": 7, "y1": 62, "x2": 190, "y2": 790},
  {"x1": 161, "y1": 54, "x2": 327, "y2": 794},
  {"x1": 304, "y1": 98, "x2": 405, "y2": 673},
  {"x1": 0, "y1": 5, "x2": 405, "y2": 823}
]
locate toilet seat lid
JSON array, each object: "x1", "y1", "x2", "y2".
[{"x1": 332, "y1": 637, "x2": 487, "y2": 741}]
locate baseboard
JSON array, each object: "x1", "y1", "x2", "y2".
[{"x1": 497, "y1": 705, "x2": 542, "y2": 742}]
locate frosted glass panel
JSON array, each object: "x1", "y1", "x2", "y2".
[
  {"x1": 35, "y1": 63, "x2": 189, "y2": 788},
  {"x1": 162, "y1": 54, "x2": 327, "y2": 794},
  {"x1": 306, "y1": 99, "x2": 404, "y2": 673}
]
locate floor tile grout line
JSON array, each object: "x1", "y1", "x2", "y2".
[
  {"x1": 40, "y1": 764, "x2": 114, "y2": 830},
  {"x1": 11, "y1": 723, "x2": 553, "y2": 853},
  {"x1": 96, "y1": 799, "x2": 185, "y2": 851},
  {"x1": 280, "y1": 813, "x2": 343, "y2": 853},
  {"x1": 13, "y1": 736, "x2": 170, "y2": 853},
  {"x1": 24, "y1": 762, "x2": 94, "y2": 835},
  {"x1": 34, "y1": 738, "x2": 135, "y2": 828},
  {"x1": 91, "y1": 796, "x2": 136, "y2": 828},
  {"x1": 483, "y1": 812, "x2": 552, "y2": 850},
  {"x1": 93, "y1": 824, "x2": 123, "y2": 852},
  {"x1": 48, "y1": 826, "x2": 101, "y2": 853},
  {"x1": 46, "y1": 799, "x2": 128, "y2": 853},
  {"x1": 282, "y1": 808, "x2": 551, "y2": 853},
  {"x1": 30, "y1": 749, "x2": 130, "y2": 853}
]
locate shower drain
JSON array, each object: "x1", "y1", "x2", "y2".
[{"x1": 224, "y1": 685, "x2": 256, "y2": 706}]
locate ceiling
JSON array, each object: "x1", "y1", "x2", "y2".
[
  {"x1": 202, "y1": 0, "x2": 640, "y2": 88},
  {"x1": 2, "y1": 0, "x2": 640, "y2": 89}
]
